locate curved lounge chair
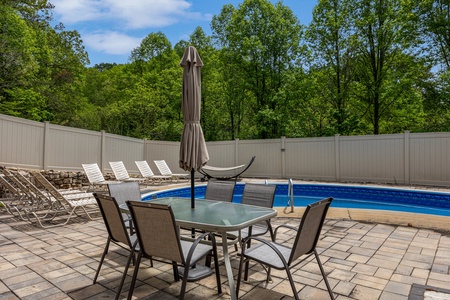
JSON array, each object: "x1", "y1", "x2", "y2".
[{"x1": 199, "y1": 156, "x2": 256, "y2": 180}]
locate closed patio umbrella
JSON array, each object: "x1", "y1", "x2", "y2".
[{"x1": 179, "y1": 46, "x2": 209, "y2": 209}]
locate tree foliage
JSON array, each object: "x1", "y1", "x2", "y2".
[{"x1": 1, "y1": 0, "x2": 450, "y2": 141}]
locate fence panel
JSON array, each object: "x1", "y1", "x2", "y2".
[
  {"x1": 144, "y1": 140, "x2": 186, "y2": 175},
  {"x1": 0, "y1": 115, "x2": 44, "y2": 169},
  {"x1": 47, "y1": 124, "x2": 102, "y2": 171},
  {"x1": 205, "y1": 141, "x2": 237, "y2": 167},
  {"x1": 339, "y1": 134, "x2": 405, "y2": 184},
  {"x1": 3, "y1": 113, "x2": 450, "y2": 186},
  {"x1": 285, "y1": 137, "x2": 336, "y2": 181},
  {"x1": 104, "y1": 134, "x2": 145, "y2": 174},
  {"x1": 238, "y1": 139, "x2": 282, "y2": 178},
  {"x1": 409, "y1": 132, "x2": 450, "y2": 185}
]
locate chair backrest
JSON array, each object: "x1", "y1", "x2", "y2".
[
  {"x1": 126, "y1": 201, "x2": 184, "y2": 263},
  {"x1": 15, "y1": 171, "x2": 52, "y2": 203},
  {"x1": 241, "y1": 183, "x2": 276, "y2": 208},
  {"x1": 289, "y1": 197, "x2": 333, "y2": 264},
  {"x1": 93, "y1": 193, "x2": 133, "y2": 247},
  {"x1": 109, "y1": 161, "x2": 130, "y2": 181},
  {"x1": 153, "y1": 160, "x2": 172, "y2": 176},
  {"x1": 3, "y1": 170, "x2": 37, "y2": 201},
  {"x1": 82, "y1": 163, "x2": 106, "y2": 183},
  {"x1": 0, "y1": 175, "x2": 22, "y2": 197},
  {"x1": 135, "y1": 161, "x2": 155, "y2": 178},
  {"x1": 32, "y1": 172, "x2": 67, "y2": 203},
  {"x1": 204, "y1": 180, "x2": 236, "y2": 202},
  {"x1": 107, "y1": 182, "x2": 142, "y2": 206}
]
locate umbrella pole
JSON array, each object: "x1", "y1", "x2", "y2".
[
  {"x1": 191, "y1": 168, "x2": 195, "y2": 209},
  {"x1": 190, "y1": 168, "x2": 195, "y2": 237}
]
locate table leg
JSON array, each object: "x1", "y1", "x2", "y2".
[{"x1": 221, "y1": 232, "x2": 237, "y2": 300}]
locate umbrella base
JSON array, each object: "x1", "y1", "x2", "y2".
[{"x1": 178, "y1": 264, "x2": 214, "y2": 282}]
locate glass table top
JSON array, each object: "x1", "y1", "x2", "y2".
[{"x1": 121, "y1": 197, "x2": 277, "y2": 232}]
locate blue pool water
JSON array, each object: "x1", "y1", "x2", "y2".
[{"x1": 143, "y1": 183, "x2": 450, "y2": 217}]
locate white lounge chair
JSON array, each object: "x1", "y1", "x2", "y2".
[
  {"x1": 82, "y1": 163, "x2": 120, "y2": 191},
  {"x1": 109, "y1": 161, "x2": 146, "y2": 185},
  {"x1": 153, "y1": 160, "x2": 189, "y2": 182},
  {"x1": 135, "y1": 161, "x2": 171, "y2": 184}
]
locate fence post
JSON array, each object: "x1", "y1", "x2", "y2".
[
  {"x1": 281, "y1": 136, "x2": 286, "y2": 178},
  {"x1": 404, "y1": 130, "x2": 410, "y2": 185},
  {"x1": 100, "y1": 130, "x2": 106, "y2": 172},
  {"x1": 235, "y1": 139, "x2": 239, "y2": 166},
  {"x1": 143, "y1": 138, "x2": 147, "y2": 161},
  {"x1": 335, "y1": 134, "x2": 340, "y2": 182},
  {"x1": 42, "y1": 121, "x2": 50, "y2": 170}
]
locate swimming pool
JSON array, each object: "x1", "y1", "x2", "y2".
[{"x1": 143, "y1": 183, "x2": 450, "y2": 217}]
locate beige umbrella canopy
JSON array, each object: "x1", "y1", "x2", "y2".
[{"x1": 179, "y1": 46, "x2": 209, "y2": 208}]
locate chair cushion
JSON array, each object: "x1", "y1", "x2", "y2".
[
  {"x1": 245, "y1": 242, "x2": 291, "y2": 269},
  {"x1": 180, "y1": 240, "x2": 212, "y2": 266}
]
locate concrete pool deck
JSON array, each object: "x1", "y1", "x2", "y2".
[{"x1": 0, "y1": 179, "x2": 449, "y2": 299}]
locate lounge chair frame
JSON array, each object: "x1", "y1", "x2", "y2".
[{"x1": 31, "y1": 172, "x2": 99, "y2": 228}]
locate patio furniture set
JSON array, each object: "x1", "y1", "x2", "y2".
[
  {"x1": 93, "y1": 180, "x2": 335, "y2": 300},
  {"x1": 0, "y1": 163, "x2": 336, "y2": 299}
]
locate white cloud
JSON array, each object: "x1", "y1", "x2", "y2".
[
  {"x1": 83, "y1": 31, "x2": 142, "y2": 55},
  {"x1": 51, "y1": 0, "x2": 106, "y2": 23},
  {"x1": 51, "y1": 0, "x2": 202, "y2": 29}
]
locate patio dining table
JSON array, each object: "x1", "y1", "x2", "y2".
[{"x1": 121, "y1": 196, "x2": 277, "y2": 300}]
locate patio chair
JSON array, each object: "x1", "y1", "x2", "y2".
[
  {"x1": 82, "y1": 163, "x2": 121, "y2": 192},
  {"x1": 125, "y1": 201, "x2": 222, "y2": 300},
  {"x1": 107, "y1": 182, "x2": 142, "y2": 234},
  {"x1": 92, "y1": 193, "x2": 140, "y2": 300},
  {"x1": 239, "y1": 183, "x2": 276, "y2": 239},
  {"x1": 204, "y1": 179, "x2": 236, "y2": 202},
  {"x1": 135, "y1": 160, "x2": 171, "y2": 184},
  {"x1": 31, "y1": 172, "x2": 99, "y2": 228},
  {"x1": 225, "y1": 183, "x2": 276, "y2": 253},
  {"x1": 109, "y1": 161, "x2": 146, "y2": 185},
  {"x1": 153, "y1": 160, "x2": 189, "y2": 182},
  {"x1": 236, "y1": 197, "x2": 335, "y2": 300},
  {"x1": 182, "y1": 179, "x2": 236, "y2": 236}
]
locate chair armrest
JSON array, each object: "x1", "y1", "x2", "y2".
[
  {"x1": 184, "y1": 231, "x2": 217, "y2": 267},
  {"x1": 273, "y1": 224, "x2": 298, "y2": 241},
  {"x1": 240, "y1": 236, "x2": 290, "y2": 268}
]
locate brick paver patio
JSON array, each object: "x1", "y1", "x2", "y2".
[{"x1": 0, "y1": 207, "x2": 449, "y2": 300}]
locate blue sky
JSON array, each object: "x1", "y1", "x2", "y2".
[{"x1": 50, "y1": 0, "x2": 317, "y2": 66}]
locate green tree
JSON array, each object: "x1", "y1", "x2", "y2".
[
  {"x1": 307, "y1": 0, "x2": 359, "y2": 135},
  {"x1": 351, "y1": 0, "x2": 420, "y2": 134},
  {"x1": 415, "y1": 0, "x2": 450, "y2": 70},
  {"x1": 211, "y1": 0, "x2": 304, "y2": 138}
]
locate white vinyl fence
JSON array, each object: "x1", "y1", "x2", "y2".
[{"x1": 1, "y1": 113, "x2": 450, "y2": 186}]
